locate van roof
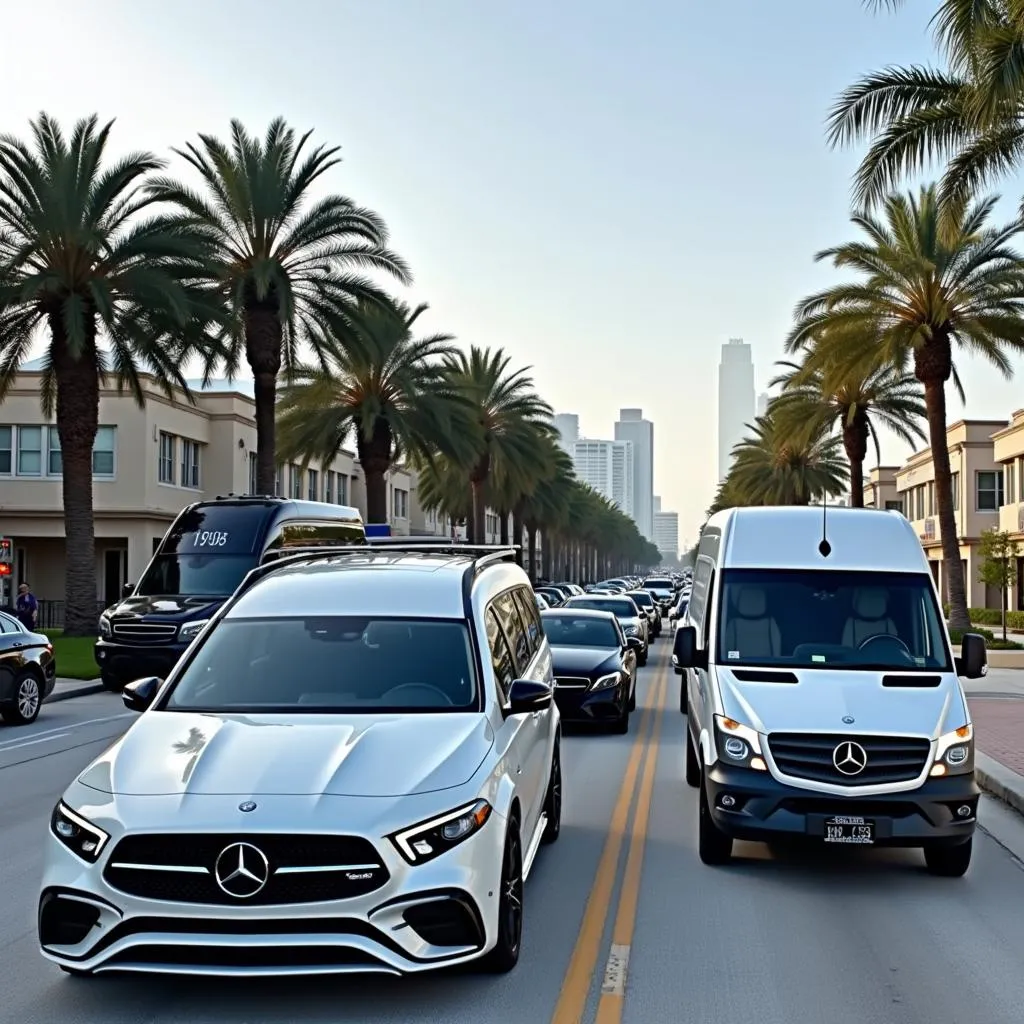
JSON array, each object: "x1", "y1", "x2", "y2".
[{"x1": 706, "y1": 506, "x2": 928, "y2": 574}]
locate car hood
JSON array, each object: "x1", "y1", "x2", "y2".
[
  {"x1": 78, "y1": 712, "x2": 495, "y2": 797},
  {"x1": 108, "y1": 595, "x2": 223, "y2": 618},
  {"x1": 550, "y1": 646, "x2": 621, "y2": 675},
  {"x1": 717, "y1": 667, "x2": 966, "y2": 737}
]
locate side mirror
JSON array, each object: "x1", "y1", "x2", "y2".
[
  {"x1": 673, "y1": 625, "x2": 706, "y2": 670},
  {"x1": 955, "y1": 632, "x2": 988, "y2": 679},
  {"x1": 626, "y1": 636, "x2": 644, "y2": 650},
  {"x1": 508, "y1": 679, "x2": 552, "y2": 715},
  {"x1": 122, "y1": 676, "x2": 162, "y2": 712},
  {"x1": 121, "y1": 582, "x2": 135, "y2": 599}
]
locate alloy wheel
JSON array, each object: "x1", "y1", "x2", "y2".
[
  {"x1": 501, "y1": 829, "x2": 524, "y2": 954},
  {"x1": 17, "y1": 676, "x2": 40, "y2": 721}
]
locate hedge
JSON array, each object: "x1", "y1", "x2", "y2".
[{"x1": 943, "y1": 606, "x2": 1024, "y2": 630}]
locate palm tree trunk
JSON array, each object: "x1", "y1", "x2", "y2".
[
  {"x1": 52, "y1": 322, "x2": 100, "y2": 637},
  {"x1": 842, "y1": 414, "x2": 869, "y2": 508},
  {"x1": 527, "y1": 527, "x2": 538, "y2": 582},
  {"x1": 356, "y1": 420, "x2": 393, "y2": 525},
  {"x1": 499, "y1": 511, "x2": 509, "y2": 546},
  {"x1": 541, "y1": 531, "x2": 552, "y2": 579},
  {"x1": 922, "y1": 380, "x2": 969, "y2": 630},
  {"x1": 244, "y1": 307, "x2": 283, "y2": 495},
  {"x1": 511, "y1": 504, "x2": 525, "y2": 565}
]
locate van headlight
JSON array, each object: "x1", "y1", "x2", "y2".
[
  {"x1": 932, "y1": 724, "x2": 974, "y2": 776},
  {"x1": 714, "y1": 715, "x2": 767, "y2": 771},
  {"x1": 51, "y1": 802, "x2": 110, "y2": 863},
  {"x1": 98, "y1": 614, "x2": 111, "y2": 638},
  {"x1": 178, "y1": 619, "x2": 210, "y2": 642},
  {"x1": 389, "y1": 800, "x2": 493, "y2": 865}
]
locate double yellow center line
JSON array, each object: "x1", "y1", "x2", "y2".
[{"x1": 551, "y1": 660, "x2": 669, "y2": 1024}]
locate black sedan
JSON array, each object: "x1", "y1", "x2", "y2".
[
  {"x1": 0, "y1": 611, "x2": 57, "y2": 725},
  {"x1": 540, "y1": 609, "x2": 637, "y2": 734}
]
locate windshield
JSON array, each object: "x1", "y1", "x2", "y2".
[
  {"x1": 716, "y1": 569, "x2": 951, "y2": 671},
  {"x1": 542, "y1": 614, "x2": 620, "y2": 648},
  {"x1": 569, "y1": 598, "x2": 637, "y2": 618},
  {"x1": 628, "y1": 591, "x2": 654, "y2": 608},
  {"x1": 135, "y1": 554, "x2": 256, "y2": 597},
  {"x1": 165, "y1": 616, "x2": 478, "y2": 713},
  {"x1": 644, "y1": 580, "x2": 672, "y2": 591}
]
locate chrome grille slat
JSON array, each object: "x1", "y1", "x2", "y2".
[
  {"x1": 767, "y1": 732, "x2": 931, "y2": 787},
  {"x1": 554, "y1": 677, "x2": 590, "y2": 689}
]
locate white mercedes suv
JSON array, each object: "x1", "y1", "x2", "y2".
[{"x1": 38, "y1": 545, "x2": 561, "y2": 977}]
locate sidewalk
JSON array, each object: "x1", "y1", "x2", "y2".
[{"x1": 46, "y1": 677, "x2": 106, "y2": 703}]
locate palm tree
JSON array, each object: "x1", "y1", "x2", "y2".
[
  {"x1": 786, "y1": 185, "x2": 1024, "y2": 629},
  {"x1": 769, "y1": 347, "x2": 927, "y2": 507},
  {"x1": 829, "y1": 0, "x2": 1024, "y2": 213},
  {"x1": 149, "y1": 118, "x2": 410, "y2": 493},
  {"x1": 0, "y1": 114, "x2": 218, "y2": 635},
  {"x1": 276, "y1": 298, "x2": 469, "y2": 523},
  {"x1": 443, "y1": 347, "x2": 553, "y2": 543},
  {"x1": 728, "y1": 411, "x2": 849, "y2": 507}
]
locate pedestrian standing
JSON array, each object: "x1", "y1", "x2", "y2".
[{"x1": 15, "y1": 581, "x2": 38, "y2": 632}]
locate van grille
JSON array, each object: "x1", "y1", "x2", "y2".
[
  {"x1": 111, "y1": 622, "x2": 178, "y2": 645},
  {"x1": 767, "y1": 733, "x2": 931, "y2": 786}
]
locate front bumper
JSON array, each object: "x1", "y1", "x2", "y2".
[
  {"x1": 554, "y1": 682, "x2": 628, "y2": 723},
  {"x1": 94, "y1": 640, "x2": 188, "y2": 684},
  {"x1": 38, "y1": 803, "x2": 507, "y2": 976},
  {"x1": 705, "y1": 762, "x2": 979, "y2": 847}
]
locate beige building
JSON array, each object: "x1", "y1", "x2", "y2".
[
  {"x1": 992, "y1": 408, "x2": 1024, "y2": 611},
  {"x1": 896, "y1": 419, "x2": 1007, "y2": 609},
  {"x1": 0, "y1": 362, "x2": 422, "y2": 613},
  {"x1": 864, "y1": 466, "x2": 902, "y2": 512}
]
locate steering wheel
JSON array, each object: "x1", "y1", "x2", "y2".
[
  {"x1": 857, "y1": 634, "x2": 913, "y2": 660},
  {"x1": 379, "y1": 683, "x2": 454, "y2": 707}
]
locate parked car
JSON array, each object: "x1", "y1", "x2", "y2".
[{"x1": 0, "y1": 611, "x2": 57, "y2": 725}]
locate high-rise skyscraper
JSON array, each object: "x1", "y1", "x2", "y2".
[
  {"x1": 718, "y1": 339, "x2": 755, "y2": 481},
  {"x1": 571, "y1": 439, "x2": 634, "y2": 514},
  {"x1": 757, "y1": 391, "x2": 770, "y2": 418},
  {"x1": 653, "y1": 495, "x2": 662, "y2": 514},
  {"x1": 614, "y1": 408, "x2": 654, "y2": 540},
  {"x1": 654, "y1": 510, "x2": 679, "y2": 561},
  {"x1": 552, "y1": 413, "x2": 579, "y2": 453}
]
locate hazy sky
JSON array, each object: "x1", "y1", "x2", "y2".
[{"x1": 5, "y1": 0, "x2": 1023, "y2": 542}]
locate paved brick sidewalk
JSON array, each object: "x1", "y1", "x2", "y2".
[{"x1": 968, "y1": 696, "x2": 1024, "y2": 776}]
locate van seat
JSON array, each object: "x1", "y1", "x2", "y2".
[
  {"x1": 724, "y1": 587, "x2": 781, "y2": 658},
  {"x1": 842, "y1": 588, "x2": 898, "y2": 648}
]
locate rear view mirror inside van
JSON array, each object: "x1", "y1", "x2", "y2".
[{"x1": 955, "y1": 632, "x2": 987, "y2": 679}]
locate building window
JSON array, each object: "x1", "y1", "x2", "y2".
[
  {"x1": 289, "y1": 464, "x2": 302, "y2": 498},
  {"x1": 307, "y1": 468, "x2": 318, "y2": 501},
  {"x1": 248, "y1": 452, "x2": 257, "y2": 494},
  {"x1": 885, "y1": 499, "x2": 903, "y2": 513},
  {"x1": 950, "y1": 472, "x2": 960, "y2": 511},
  {"x1": 180, "y1": 439, "x2": 201, "y2": 489},
  {"x1": 338, "y1": 474, "x2": 349, "y2": 504},
  {"x1": 393, "y1": 487, "x2": 409, "y2": 519},
  {"x1": 158, "y1": 432, "x2": 175, "y2": 483},
  {"x1": 274, "y1": 465, "x2": 283, "y2": 497},
  {"x1": 324, "y1": 470, "x2": 335, "y2": 503},
  {"x1": 976, "y1": 470, "x2": 1004, "y2": 512},
  {"x1": 93, "y1": 426, "x2": 116, "y2": 477},
  {"x1": 47, "y1": 426, "x2": 62, "y2": 475},
  {"x1": 0, "y1": 426, "x2": 10, "y2": 475},
  {"x1": 1007, "y1": 463, "x2": 1017, "y2": 506},
  {"x1": 16, "y1": 426, "x2": 42, "y2": 476}
]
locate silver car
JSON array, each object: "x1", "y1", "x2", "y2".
[{"x1": 38, "y1": 545, "x2": 561, "y2": 977}]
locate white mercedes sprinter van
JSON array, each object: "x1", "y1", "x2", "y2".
[{"x1": 673, "y1": 506, "x2": 987, "y2": 876}]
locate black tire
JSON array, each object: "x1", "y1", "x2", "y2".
[
  {"x1": 924, "y1": 839, "x2": 972, "y2": 877},
  {"x1": 60, "y1": 966, "x2": 92, "y2": 978},
  {"x1": 698, "y1": 775, "x2": 733, "y2": 865},
  {"x1": 482, "y1": 820, "x2": 524, "y2": 973},
  {"x1": 541, "y1": 743, "x2": 562, "y2": 844},
  {"x1": 100, "y1": 672, "x2": 122, "y2": 693},
  {"x1": 628, "y1": 679, "x2": 637, "y2": 712},
  {"x1": 612, "y1": 705, "x2": 630, "y2": 734},
  {"x1": 637, "y1": 650, "x2": 648, "y2": 667},
  {"x1": 1, "y1": 671, "x2": 42, "y2": 725},
  {"x1": 685, "y1": 725, "x2": 701, "y2": 788}
]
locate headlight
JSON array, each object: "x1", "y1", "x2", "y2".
[
  {"x1": 623, "y1": 624, "x2": 639, "y2": 636},
  {"x1": 98, "y1": 615, "x2": 111, "y2": 638},
  {"x1": 591, "y1": 672, "x2": 623, "y2": 691},
  {"x1": 178, "y1": 619, "x2": 210, "y2": 642},
  {"x1": 51, "y1": 802, "x2": 110, "y2": 863},
  {"x1": 389, "y1": 799, "x2": 493, "y2": 865},
  {"x1": 932, "y1": 724, "x2": 974, "y2": 776},
  {"x1": 714, "y1": 715, "x2": 767, "y2": 771}
]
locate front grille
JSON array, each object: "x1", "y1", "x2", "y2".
[
  {"x1": 104, "y1": 833, "x2": 389, "y2": 905},
  {"x1": 767, "y1": 733, "x2": 931, "y2": 786},
  {"x1": 554, "y1": 677, "x2": 591, "y2": 690},
  {"x1": 101, "y1": 944, "x2": 388, "y2": 971},
  {"x1": 111, "y1": 622, "x2": 178, "y2": 645}
]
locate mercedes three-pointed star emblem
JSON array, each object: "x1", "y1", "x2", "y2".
[
  {"x1": 832, "y1": 741, "x2": 868, "y2": 776},
  {"x1": 213, "y1": 842, "x2": 270, "y2": 898}
]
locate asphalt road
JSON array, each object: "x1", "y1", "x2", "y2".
[{"x1": 4, "y1": 648, "x2": 1024, "y2": 1023}]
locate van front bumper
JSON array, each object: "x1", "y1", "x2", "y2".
[{"x1": 705, "y1": 763, "x2": 979, "y2": 846}]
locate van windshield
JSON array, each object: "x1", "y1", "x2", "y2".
[{"x1": 716, "y1": 569, "x2": 952, "y2": 671}]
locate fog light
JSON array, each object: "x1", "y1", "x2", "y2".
[
  {"x1": 720, "y1": 794, "x2": 736, "y2": 808},
  {"x1": 956, "y1": 805, "x2": 973, "y2": 818}
]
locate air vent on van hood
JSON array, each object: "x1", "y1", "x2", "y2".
[
  {"x1": 731, "y1": 669, "x2": 799, "y2": 684},
  {"x1": 881, "y1": 674, "x2": 942, "y2": 688}
]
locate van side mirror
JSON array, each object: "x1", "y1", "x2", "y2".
[
  {"x1": 122, "y1": 676, "x2": 161, "y2": 711},
  {"x1": 955, "y1": 633, "x2": 987, "y2": 679},
  {"x1": 122, "y1": 583, "x2": 135, "y2": 599},
  {"x1": 673, "y1": 625, "x2": 706, "y2": 671}
]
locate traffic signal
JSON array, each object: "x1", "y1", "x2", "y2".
[{"x1": 0, "y1": 537, "x2": 11, "y2": 577}]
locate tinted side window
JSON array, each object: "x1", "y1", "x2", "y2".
[
  {"x1": 265, "y1": 520, "x2": 366, "y2": 551},
  {"x1": 689, "y1": 556, "x2": 713, "y2": 629},
  {"x1": 486, "y1": 609, "x2": 515, "y2": 703},
  {"x1": 513, "y1": 587, "x2": 542, "y2": 656},
  {"x1": 494, "y1": 590, "x2": 530, "y2": 674}
]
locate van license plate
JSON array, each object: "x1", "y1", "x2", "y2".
[{"x1": 824, "y1": 816, "x2": 874, "y2": 844}]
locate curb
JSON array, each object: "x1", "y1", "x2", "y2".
[
  {"x1": 46, "y1": 683, "x2": 106, "y2": 704},
  {"x1": 976, "y1": 751, "x2": 1024, "y2": 817}
]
